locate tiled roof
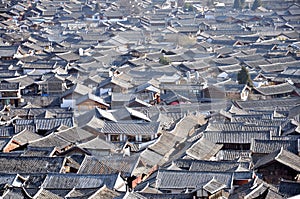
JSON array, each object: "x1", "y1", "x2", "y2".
[
  {"x1": 213, "y1": 57, "x2": 240, "y2": 66},
  {"x1": 235, "y1": 97, "x2": 300, "y2": 110},
  {"x1": 250, "y1": 139, "x2": 298, "y2": 154},
  {"x1": 80, "y1": 154, "x2": 139, "y2": 177},
  {"x1": 0, "y1": 81, "x2": 19, "y2": 90},
  {"x1": 274, "y1": 74, "x2": 300, "y2": 84},
  {"x1": 139, "y1": 148, "x2": 164, "y2": 168},
  {"x1": 207, "y1": 122, "x2": 280, "y2": 135},
  {"x1": 216, "y1": 150, "x2": 251, "y2": 161},
  {"x1": 134, "y1": 192, "x2": 194, "y2": 198},
  {"x1": 41, "y1": 173, "x2": 119, "y2": 189},
  {"x1": 22, "y1": 147, "x2": 56, "y2": 157},
  {"x1": 56, "y1": 51, "x2": 80, "y2": 62},
  {"x1": 29, "y1": 134, "x2": 71, "y2": 149},
  {"x1": 0, "y1": 173, "x2": 16, "y2": 186},
  {"x1": 62, "y1": 83, "x2": 92, "y2": 98},
  {"x1": 98, "y1": 76, "x2": 133, "y2": 89},
  {"x1": 174, "y1": 159, "x2": 250, "y2": 172},
  {"x1": 254, "y1": 83, "x2": 295, "y2": 96},
  {"x1": 232, "y1": 176, "x2": 283, "y2": 198},
  {"x1": 4, "y1": 75, "x2": 36, "y2": 88},
  {"x1": 88, "y1": 186, "x2": 121, "y2": 198},
  {"x1": 64, "y1": 187, "x2": 101, "y2": 198},
  {"x1": 186, "y1": 137, "x2": 223, "y2": 160},
  {"x1": 267, "y1": 56, "x2": 296, "y2": 64},
  {"x1": 33, "y1": 188, "x2": 63, "y2": 199},
  {"x1": 13, "y1": 129, "x2": 42, "y2": 145},
  {"x1": 76, "y1": 93, "x2": 109, "y2": 107},
  {"x1": 259, "y1": 61, "x2": 300, "y2": 73},
  {"x1": 278, "y1": 179, "x2": 300, "y2": 197},
  {"x1": 244, "y1": 59, "x2": 270, "y2": 69},
  {"x1": 15, "y1": 117, "x2": 74, "y2": 131},
  {"x1": 218, "y1": 64, "x2": 241, "y2": 73},
  {"x1": 154, "y1": 170, "x2": 233, "y2": 189},
  {"x1": 56, "y1": 127, "x2": 95, "y2": 144},
  {"x1": 0, "y1": 0, "x2": 299, "y2": 196},
  {"x1": 0, "y1": 46, "x2": 17, "y2": 57},
  {"x1": 22, "y1": 61, "x2": 57, "y2": 69},
  {"x1": 254, "y1": 148, "x2": 300, "y2": 171},
  {"x1": 203, "y1": 131, "x2": 271, "y2": 144},
  {"x1": 77, "y1": 156, "x2": 118, "y2": 175},
  {"x1": 0, "y1": 156, "x2": 65, "y2": 174},
  {"x1": 77, "y1": 136, "x2": 116, "y2": 151},
  {"x1": 148, "y1": 132, "x2": 182, "y2": 156},
  {"x1": 171, "y1": 115, "x2": 201, "y2": 139},
  {"x1": 203, "y1": 178, "x2": 227, "y2": 194},
  {"x1": 101, "y1": 121, "x2": 160, "y2": 135},
  {"x1": 0, "y1": 187, "x2": 28, "y2": 198},
  {"x1": 112, "y1": 107, "x2": 151, "y2": 122},
  {"x1": 35, "y1": 118, "x2": 74, "y2": 130}
]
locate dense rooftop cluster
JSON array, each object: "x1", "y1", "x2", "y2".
[{"x1": 0, "y1": 0, "x2": 299, "y2": 198}]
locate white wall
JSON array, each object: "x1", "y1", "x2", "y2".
[
  {"x1": 115, "y1": 173, "x2": 127, "y2": 192},
  {"x1": 61, "y1": 98, "x2": 76, "y2": 108}
]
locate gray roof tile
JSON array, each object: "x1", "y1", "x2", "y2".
[
  {"x1": 41, "y1": 173, "x2": 119, "y2": 189},
  {"x1": 101, "y1": 121, "x2": 160, "y2": 135},
  {"x1": 0, "y1": 156, "x2": 65, "y2": 174},
  {"x1": 155, "y1": 170, "x2": 233, "y2": 189},
  {"x1": 251, "y1": 139, "x2": 298, "y2": 154},
  {"x1": 254, "y1": 148, "x2": 300, "y2": 171},
  {"x1": 203, "y1": 131, "x2": 271, "y2": 144}
]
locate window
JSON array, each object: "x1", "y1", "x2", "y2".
[
  {"x1": 127, "y1": 135, "x2": 136, "y2": 142},
  {"x1": 110, "y1": 134, "x2": 120, "y2": 142},
  {"x1": 192, "y1": 90, "x2": 200, "y2": 95},
  {"x1": 141, "y1": 135, "x2": 152, "y2": 142}
]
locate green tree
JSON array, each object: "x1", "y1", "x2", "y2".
[
  {"x1": 233, "y1": 0, "x2": 242, "y2": 9},
  {"x1": 237, "y1": 66, "x2": 253, "y2": 86},
  {"x1": 251, "y1": 0, "x2": 262, "y2": 10},
  {"x1": 159, "y1": 56, "x2": 170, "y2": 65}
]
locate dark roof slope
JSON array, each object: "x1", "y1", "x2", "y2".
[
  {"x1": 186, "y1": 137, "x2": 223, "y2": 160},
  {"x1": 41, "y1": 173, "x2": 119, "y2": 189},
  {"x1": 101, "y1": 122, "x2": 160, "y2": 135},
  {"x1": 154, "y1": 170, "x2": 233, "y2": 190},
  {"x1": 0, "y1": 156, "x2": 65, "y2": 174},
  {"x1": 203, "y1": 131, "x2": 271, "y2": 144},
  {"x1": 250, "y1": 139, "x2": 298, "y2": 154},
  {"x1": 254, "y1": 148, "x2": 300, "y2": 171},
  {"x1": 254, "y1": 83, "x2": 295, "y2": 96},
  {"x1": 278, "y1": 179, "x2": 300, "y2": 197}
]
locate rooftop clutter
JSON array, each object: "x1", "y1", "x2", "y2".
[{"x1": 0, "y1": 0, "x2": 299, "y2": 198}]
